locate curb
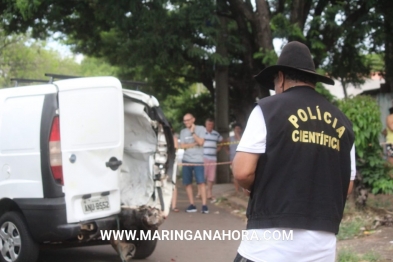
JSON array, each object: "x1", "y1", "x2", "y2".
[{"x1": 227, "y1": 196, "x2": 248, "y2": 210}]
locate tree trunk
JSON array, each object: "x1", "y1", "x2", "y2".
[
  {"x1": 290, "y1": 0, "x2": 304, "y2": 27},
  {"x1": 215, "y1": 0, "x2": 230, "y2": 184},
  {"x1": 228, "y1": 0, "x2": 274, "y2": 126},
  {"x1": 383, "y1": 1, "x2": 393, "y2": 92},
  {"x1": 255, "y1": 0, "x2": 274, "y2": 51},
  {"x1": 215, "y1": 66, "x2": 230, "y2": 184},
  {"x1": 341, "y1": 80, "x2": 348, "y2": 98}
]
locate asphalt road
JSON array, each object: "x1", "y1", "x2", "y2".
[{"x1": 37, "y1": 186, "x2": 246, "y2": 262}]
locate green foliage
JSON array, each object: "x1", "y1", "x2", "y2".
[
  {"x1": 1, "y1": 0, "x2": 391, "y2": 124},
  {"x1": 338, "y1": 96, "x2": 393, "y2": 194},
  {"x1": 79, "y1": 56, "x2": 120, "y2": 77},
  {"x1": 271, "y1": 14, "x2": 305, "y2": 41},
  {"x1": 315, "y1": 83, "x2": 336, "y2": 103},
  {"x1": 0, "y1": 33, "x2": 81, "y2": 87},
  {"x1": 0, "y1": 31, "x2": 120, "y2": 87},
  {"x1": 367, "y1": 53, "x2": 384, "y2": 72},
  {"x1": 161, "y1": 85, "x2": 214, "y2": 133},
  {"x1": 253, "y1": 48, "x2": 278, "y2": 67}
]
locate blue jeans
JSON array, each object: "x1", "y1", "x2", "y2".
[{"x1": 182, "y1": 162, "x2": 204, "y2": 185}]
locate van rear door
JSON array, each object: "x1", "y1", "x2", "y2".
[{"x1": 55, "y1": 77, "x2": 123, "y2": 223}]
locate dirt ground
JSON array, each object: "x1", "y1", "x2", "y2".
[
  {"x1": 336, "y1": 194, "x2": 393, "y2": 261},
  {"x1": 217, "y1": 192, "x2": 393, "y2": 261},
  {"x1": 337, "y1": 226, "x2": 393, "y2": 261}
]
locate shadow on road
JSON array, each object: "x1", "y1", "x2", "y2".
[{"x1": 38, "y1": 245, "x2": 119, "y2": 262}]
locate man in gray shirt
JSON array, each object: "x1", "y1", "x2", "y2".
[{"x1": 180, "y1": 113, "x2": 208, "y2": 213}]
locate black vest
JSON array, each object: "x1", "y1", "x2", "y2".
[{"x1": 247, "y1": 86, "x2": 354, "y2": 234}]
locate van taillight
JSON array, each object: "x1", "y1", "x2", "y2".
[{"x1": 49, "y1": 116, "x2": 63, "y2": 185}]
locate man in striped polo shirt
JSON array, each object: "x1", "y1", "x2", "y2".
[{"x1": 203, "y1": 118, "x2": 223, "y2": 202}]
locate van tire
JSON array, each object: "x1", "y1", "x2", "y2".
[
  {"x1": 0, "y1": 212, "x2": 39, "y2": 262},
  {"x1": 128, "y1": 229, "x2": 158, "y2": 259}
]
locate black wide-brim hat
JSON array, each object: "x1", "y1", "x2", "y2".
[{"x1": 255, "y1": 41, "x2": 334, "y2": 90}]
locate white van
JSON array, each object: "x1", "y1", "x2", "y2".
[{"x1": 0, "y1": 76, "x2": 175, "y2": 262}]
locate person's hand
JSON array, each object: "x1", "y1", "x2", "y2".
[
  {"x1": 190, "y1": 124, "x2": 195, "y2": 133},
  {"x1": 242, "y1": 188, "x2": 250, "y2": 197}
]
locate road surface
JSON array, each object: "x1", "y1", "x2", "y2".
[{"x1": 38, "y1": 185, "x2": 246, "y2": 262}]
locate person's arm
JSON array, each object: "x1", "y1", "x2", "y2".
[
  {"x1": 192, "y1": 133, "x2": 204, "y2": 146},
  {"x1": 347, "y1": 181, "x2": 354, "y2": 196},
  {"x1": 179, "y1": 130, "x2": 197, "y2": 149},
  {"x1": 180, "y1": 142, "x2": 197, "y2": 149},
  {"x1": 216, "y1": 134, "x2": 223, "y2": 152},
  {"x1": 387, "y1": 115, "x2": 393, "y2": 132},
  {"x1": 173, "y1": 135, "x2": 179, "y2": 150},
  {"x1": 233, "y1": 106, "x2": 267, "y2": 190},
  {"x1": 232, "y1": 152, "x2": 259, "y2": 190},
  {"x1": 192, "y1": 125, "x2": 205, "y2": 146},
  {"x1": 348, "y1": 143, "x2": 356, "y2": 196}
]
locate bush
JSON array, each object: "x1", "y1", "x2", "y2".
[
  {"x1": 315, "y1": 83, "x2": 336, "y2": 103},
  {"x1": 337, "y1": 95, "x2": 393, "y2": 194}
]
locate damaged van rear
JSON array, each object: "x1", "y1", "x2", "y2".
[{"x1": 0, "y1": 76, "x2": 175, "y2": 262}]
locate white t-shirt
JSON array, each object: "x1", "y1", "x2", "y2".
[
  {"x1": 203, "y1": 129, "x2": 223, "y2": 160},
  {"x1": 238, "y1": 228, "x2": 336, "y2": 262},
  {"x1": 236, "y1": 106, "x2": 356, "y2": 262}
]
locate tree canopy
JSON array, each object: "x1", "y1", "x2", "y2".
[
  {"x1": 0, "y1": 31, "x2": 80, "y2": 87},
  {"x1": 0, "y1": 30, "x2": 119, "y2": 87},
  {"x1": 0, "y1": 0, "x2": 391, "y2": 125}
]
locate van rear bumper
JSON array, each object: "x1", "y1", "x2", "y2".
[{"x1": 14, "y1": 197, "x2": 118, "y2": 242}]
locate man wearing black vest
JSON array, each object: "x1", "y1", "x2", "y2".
[{"x1": 233, "y1": 41, "x2": 356, "y2": 261}]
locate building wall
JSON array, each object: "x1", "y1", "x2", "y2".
[{"x1": 376, "y1": 93, "x2": 393, "y2": 153}]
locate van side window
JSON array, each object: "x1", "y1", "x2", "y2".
[{"x1": 1, "y1": 96, "x2": 44, "y2": 152}]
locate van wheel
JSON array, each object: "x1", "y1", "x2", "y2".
[
  {"x1": 128, "y1": 229, "x2": 158, "y2": 259},
  {"x1": 0, "y1": 212, "x2": 39, "y2": 262}
]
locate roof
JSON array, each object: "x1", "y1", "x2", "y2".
[{"x1": 322, "y1": 77, "x2": 385, "y2": 99}]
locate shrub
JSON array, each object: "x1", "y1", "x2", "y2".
[{"x1": 337, "y1": 95, "x2": 393, "y2": 194}]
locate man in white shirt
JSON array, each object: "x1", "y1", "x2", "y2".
[
  {"x1": 202, "y1": 118, "x2": 223, "y2": 202},
  {"x1": 232, "y1": 41, "x2": 356, "y2": 262}
]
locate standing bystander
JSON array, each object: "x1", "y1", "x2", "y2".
[
  {"x1": 180, "y1": 113, "x2": 209, "y2": 214},
  {"x1": 233, "y1": 41, "x2": 356, "y2": 261},
  {"x1": 385, "y1": 107, "x2": 393, "y2": 165},
  {"x1": 202, "y1": 118, "x2": 223, "y2": 203}
]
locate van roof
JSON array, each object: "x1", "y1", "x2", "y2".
[{"x1": 122, "y1": 89, "x2": 159, "y2": 108}]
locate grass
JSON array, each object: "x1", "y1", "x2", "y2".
[
  {"x1": 367, "y1": 196, "x2": 393, "y2": 211},
  {"x1": 338, "y1": 249, "x2": 381, "y2": 262},
  {"x1": 337, "y1": 217, "x2": 366, "y2": 240},
  {"x1": 337, "y1": 196, "x2": 386, "y2": 241},
  {"x1": 362, "y1": 251, "x2": 382, "y2": 262},
  {"x1": 336, "y1": 195, "x2": 393, "y2": 261}
]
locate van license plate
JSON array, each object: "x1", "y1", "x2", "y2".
[{"x1": 82, "y1": 196, "x2": 110, "y2": 214}]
